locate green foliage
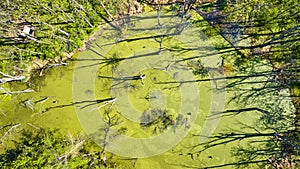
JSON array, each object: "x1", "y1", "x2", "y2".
[
  {"x1": 0, "y1": 0, "x2": 129, "y2": 72},
  {"x1": 221, "y1": 0, "x2": 300, "y2": 90},
  {"x1": 140, "y1": 108, "x2": 190, "y2": 134},
  {"x1": 197, "y1": 3, "x2": 216, "y2": 13},
  {"x1": 0, "y1": 129, "x2": 116, "y2": 168},
  {"x1": 187, "y1": 59, "x2": 209, "y2": 78},
  {"x1": 218, "y1": 1, "x2": 300, "y2": 167},
  {"x1": 140, "y1": 109, "x2": 176, "y2": 133}
]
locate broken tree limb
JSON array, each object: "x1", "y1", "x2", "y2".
[
  {"x1": 0, "y1": 88, "x2": 34, "y2": 95},
  {"x1": 74, "y1": 8, "x2": 93, "y2": 28},
  {"x1": 13, "y1": 45, "x2": 42, "y2": 55},
  {"x1": 54, "y1": 4, "x2": 75, "y2": 22},
  {"x1": 40, "y1": 21, "x2": 69, "y2": 36},
  {"x1": 71, "y1": 0, "x2": 87, "y2": 12},
  {"x1": 0, "y1": 71, "x2": 26, "y2": 84},
  {"x1": 27, "y1": 123, "x2": 41, "y2": 130},
  {"x1": 98, "y1": 0, "x2": 115, "y2": 21},
  {"x1": 0, "y1": 123, "x2": 21, "y2": 143},
  {"x1": 89, "y1": 97, "x2": 117, "y2": 112}
]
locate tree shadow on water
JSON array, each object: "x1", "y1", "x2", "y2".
[
  {"x1": 184, "y1": 123, "x2": 300, "y2": 168},
  {"x1": 40, "y1": 97, "x2": 116, "y2": 114}
]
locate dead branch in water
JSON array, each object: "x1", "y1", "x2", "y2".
[{"x1": 0, "y1": 123, "x2": 21, "y2": 143}]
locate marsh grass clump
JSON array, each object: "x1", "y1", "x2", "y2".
[
  {"x1": 140, "y1": 108, "x2": 175, "y2": 133},
  {"x1": 106, "y1": 53, "x2": 124, "y2": 71},
  {"x1": 140, "y1": 108, "x2": 190, "y2": 134},
  {"x1": 187, "y1": 60, "x2": 209, "y2": 78}
]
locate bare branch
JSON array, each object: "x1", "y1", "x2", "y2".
[{"x1": 0, "y1": 123, "x2": 21, "y2": 143}]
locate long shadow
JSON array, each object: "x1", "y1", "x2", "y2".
[
  {"x1": 184, "y1": 119, "x2": 300, "y2": 167},
  {"x1": 98, "y1": 74, "x2": 145, "y2": 88},
  {"x1": 169, "y1": 160, "x2": 266, "y2": 169},
  {"x1": 41, "y1": 97, "x2": 115, "y2": 113},
  {"x1": 170, "y1": 131, "x2": 278, "y2": 168},
  {"x1": 201, "y1": 160, "x2": 266, "y2": 169},
  {"x1": 155, "y1": 70, "x2": 277, "y2": 84},
  {"x1": 98, "y1": 31, "x2": 185, "y2": 48},
  {"x1": 99, "y1": 16, "x2": 190, "y2": 48},
  {"x1": 207, "y1": 107, "x2": 271, "y2": 119},
  {"x1": 73, "y1": 46, "x2": 162, "y2": 70},
  {"x1": 192, "y1": 132, "x2": 275, "y2": 153},
  {"x1": 98, "y1": 75, "x2": 143, "y2": 81},
  {"x1": 72, "y1": 12, "x2": 217, "y2": 72},
  {"x1": 194, "y1": 7, "x2": 300, "y2": 60},
  {"x1": 126, "y1": 25, "x2": 180, "y2": 31}
]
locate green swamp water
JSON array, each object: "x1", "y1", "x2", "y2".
[{"x1": 0, "y1": 11, "x2": 289, "y2": 168}]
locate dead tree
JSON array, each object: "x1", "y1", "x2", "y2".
[{"x1": 0, "y1": 71, "x2": 34, "y2": 95}]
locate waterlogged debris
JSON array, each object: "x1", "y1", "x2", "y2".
[
  {"x1": 0, "y1": 88, "x2": 34, "y2": 95},
  {"x1": 173, "y1": 72, "x2": 179, "y2": 79},
  {"x1": 140, "y1": 73, "x2": 146, "y2": 85},
  {"x1": 34, "y1": 96, "x2": 50, "y2": 104},
  {"x1": 35, "y1": 96, "x2": 51, "y2": 114},
  {"x1": 144, "y1": 95, "x2": 158, "y2": 101},
  {"x1": 0, "y1": 123, "x2": 21, "y2": 143},
  {"x1": 0, "y1": 74, "x2": 25, "y2": 84},
  {"x1": 165, "y1": 63, "x2": 172, "y2": 71},
  {"x1": 47, "y1": 62, "x2": 67, "y2": 68},
  {"x1": 188, "y1": 153, "x2": 194, "y2": 160},
  {"x1": 25, "y1": 97, "x2": 52, "y2": 111},
  {"x1": 23, "y1": 99, "x2": 35, "y2": 111},
  {"x1": 27, "y1": 123, "x2": 41, "y2": 130},
  {"x1": 89, "y1": 97, "x2": 117, "y2": 112},
  {"x1": 139, "y1": 108, "x2": 190, "y2": 134}
]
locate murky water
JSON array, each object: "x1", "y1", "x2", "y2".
[{"x1": 1, "y1": 11, "x2": 290, "y2": 168}]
